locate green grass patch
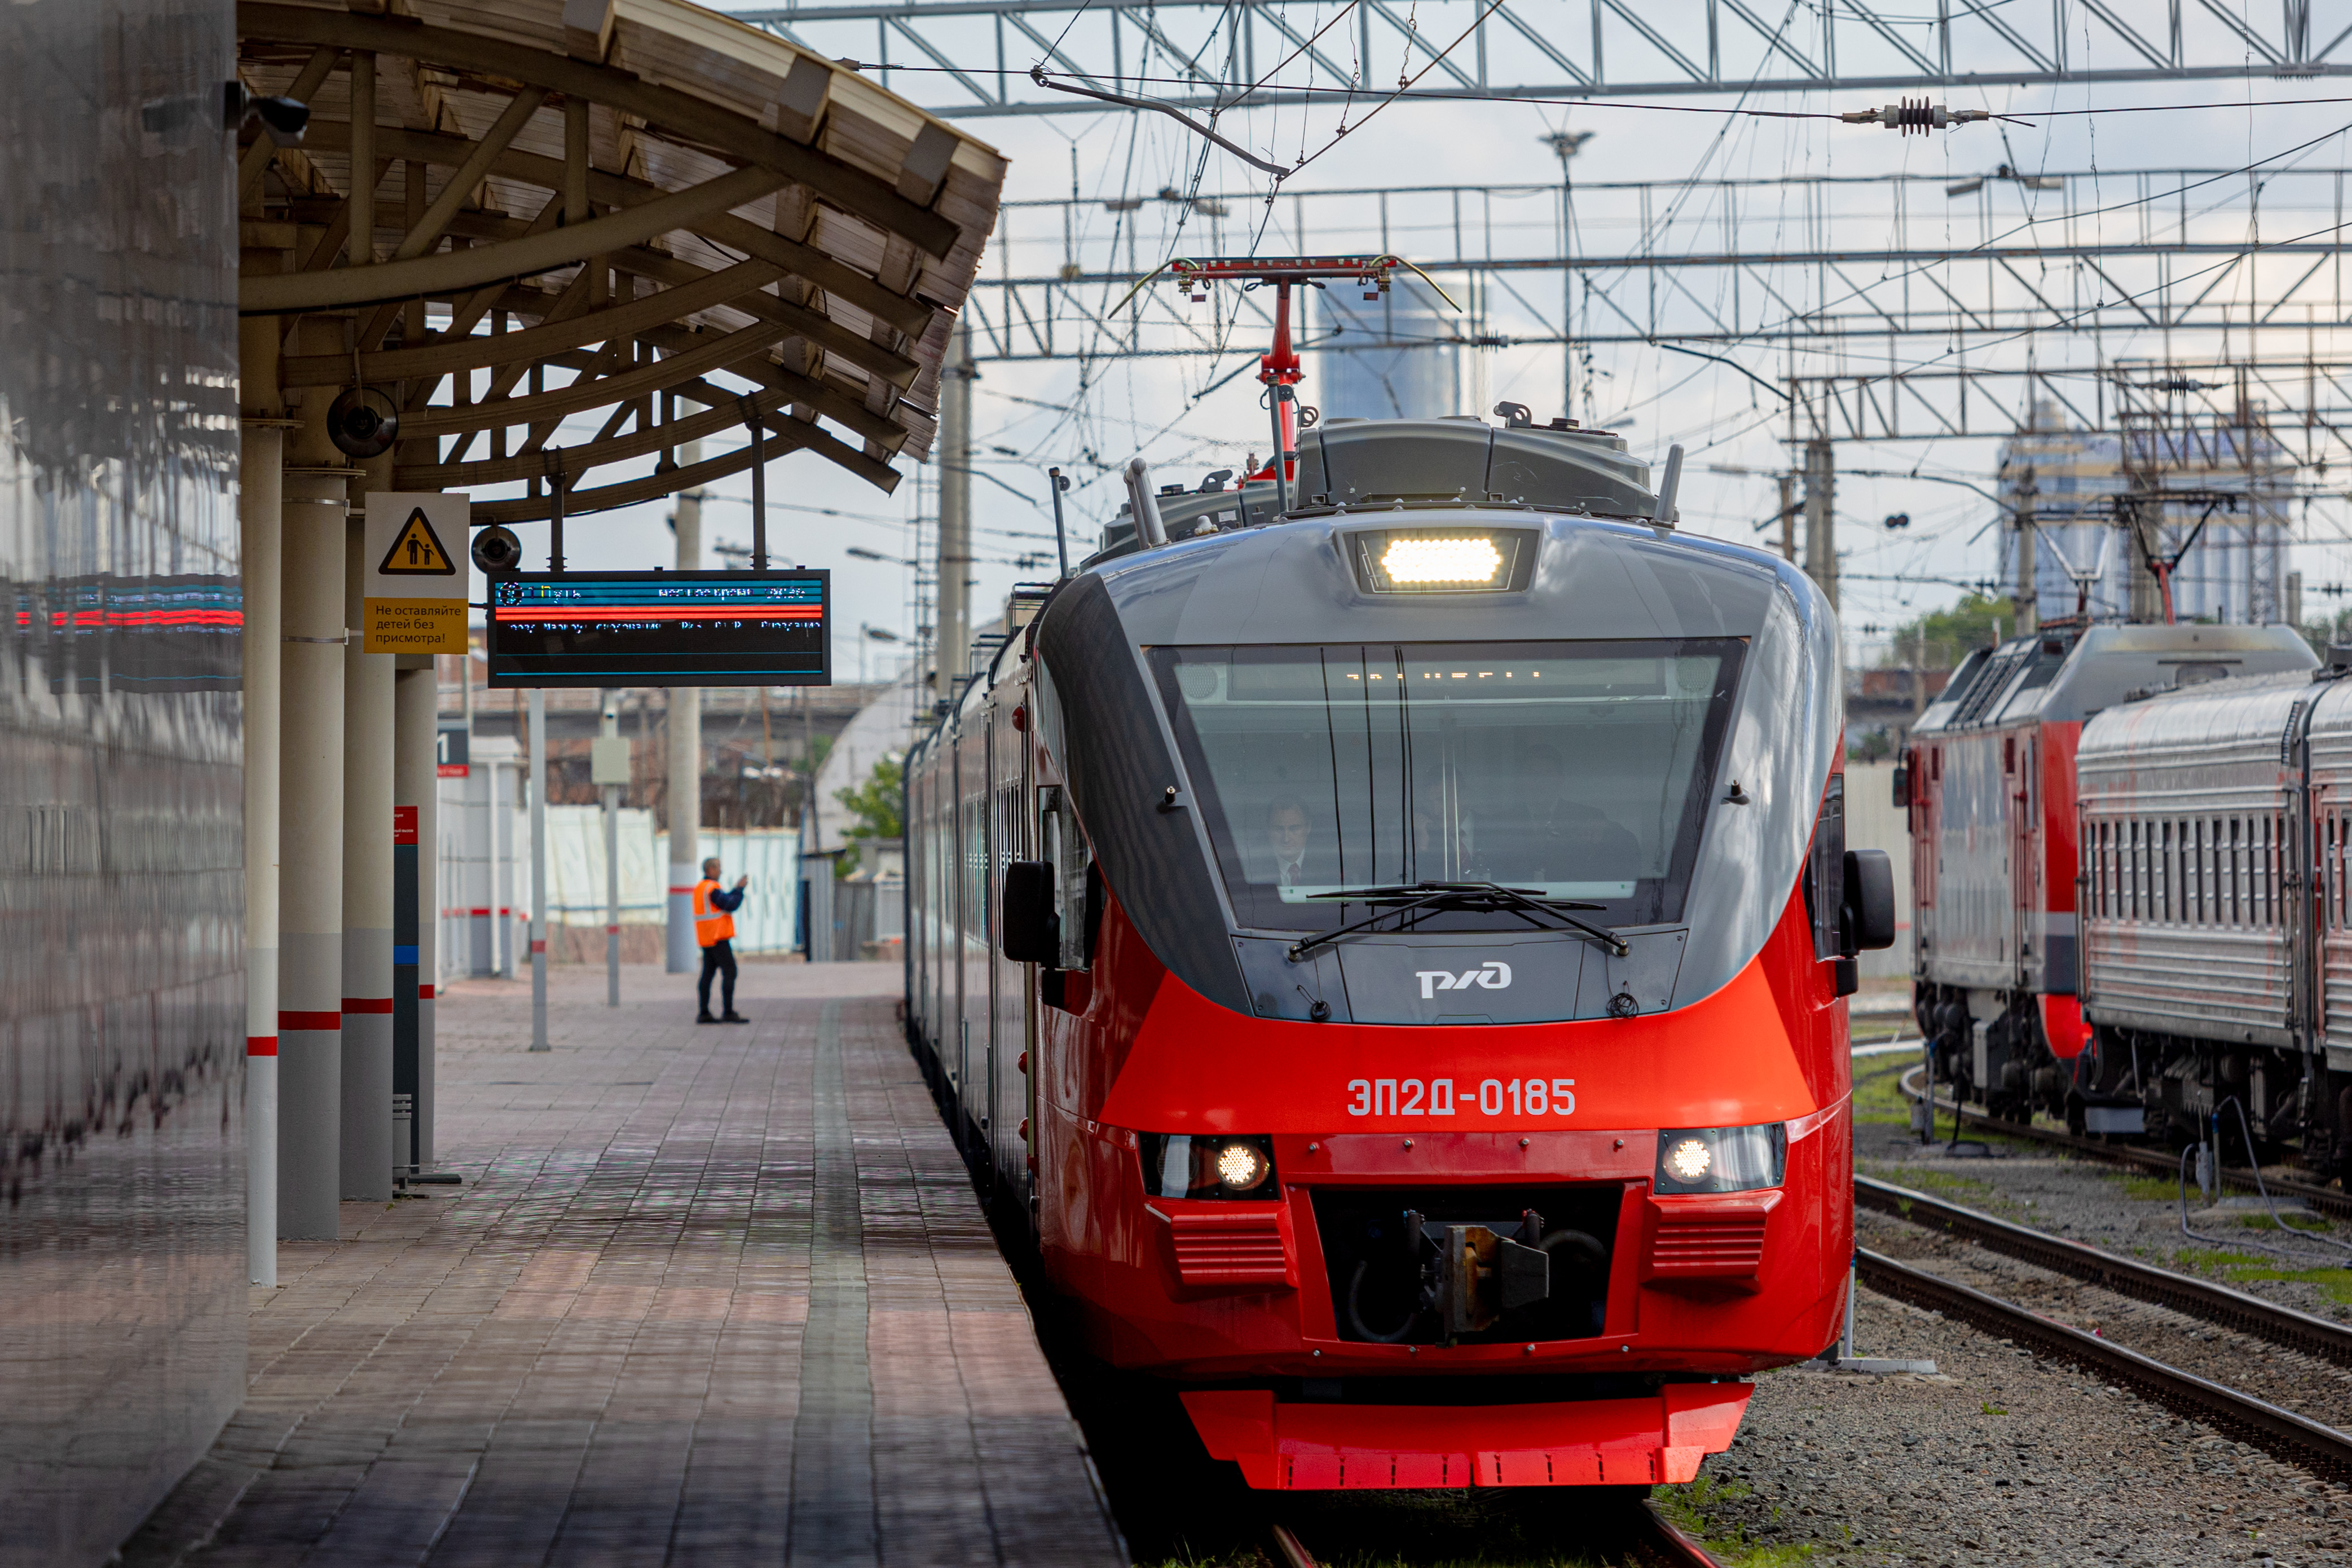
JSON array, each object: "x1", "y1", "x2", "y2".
[
  {"x1": 2217, "y1": 1263, "x2": 2352, "y2": 1305},
  {"x1": 2236, "y1": 1211, "x2": 2337, "y2": 1234},
  {"x1": 1652, "y1": 1475, "x2": 1819, "y2": 1567},
  {"x1": 2117, "y1": 1174, "x2": 2182, "y2": 1203},
  {"x1": 1865, "y1": 1165, "x2": 2000, "y2": 1203},
  {"x1": 1851, "y1": 1060, "x2": 1915, "y2": 1127}
]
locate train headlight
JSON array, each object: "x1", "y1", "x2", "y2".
[
  {"x1": 1381, "y1": 536, "x2": 1503, "y2": 584},
  {"x1": 1347, "y1": 526, "x2": 1538, "y2": 593},
  {"x1": 1666, "y1": 1138, "x2": 1713, "y2": 1182},
  {"x1": 1140, "y1": 1133, "x2": 1279, "y2": 1199},
  {"x1": 1215, "y1": 1141, "x2": 1270, "y2": 1191},
  {"x1": 1654, "y1": 1123, "x2": 1787, "y2": 1195}
]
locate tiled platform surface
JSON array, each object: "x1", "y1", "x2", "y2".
[{"x1": 123, "y1": 964, "x2": 1126, "y2": 1567}]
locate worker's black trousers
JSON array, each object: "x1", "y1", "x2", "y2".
[{"x1": 697, "y1": 939, "x2": 738, "y2": 1015}]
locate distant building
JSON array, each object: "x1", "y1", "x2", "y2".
[
  {"x1": 1316, "y1": 276, "x2": 1461, "y2": 421},
  {"x1": 1997, "y1": 400, "x2": 2294, "y2": 625}
]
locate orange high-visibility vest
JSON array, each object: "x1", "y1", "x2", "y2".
[{"x1": 693, "y1": 879, "x2": 735, "y2": 947}]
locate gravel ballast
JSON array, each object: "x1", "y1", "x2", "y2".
[{"x1": 1679, "y1": 1283, "x2": 2352, "y2": 1566}]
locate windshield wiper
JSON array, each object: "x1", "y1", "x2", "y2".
[{"x1": 1286, "y1": 880, "x2": 1628, "y2": 962}]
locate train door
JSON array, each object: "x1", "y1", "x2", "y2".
[
  {"x1": 2314, "y1": 778, "x2": 2352, "y2": 1052},
  {"x1": 1909, "y1": 741, "x2": 1939, "y2": 961},
  {"x1": 959, "y1": 719, "x2": 992, "y2": 1153},
  {"x1": 990, "y1": 699, "x2": 1028, "y2": 1197},
  {"x1": 906, "y1": 763, "x2": 924, "y2": 1045},
  {"x1": 2009, "y1": 726, "x2": 2037, "y2": 991}
]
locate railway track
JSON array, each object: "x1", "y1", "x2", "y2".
[
  {"x1": 1857, "y1": 1247, "x2": 2352, "y2": 1483},
  {"x1": 1896, "y1": 1065, "x2": 2352, "y2": 1220},
  {"x1": 1856, "y1": 1173, "x2": 2352, "y2": 1364},
  {"x1": 1266, "y1": 1497, "x2": 1724, "y2": 1567}
]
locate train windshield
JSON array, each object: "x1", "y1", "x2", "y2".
[{"x1": 1151, "y1": 640, "x2": 1744, "y2": 931}]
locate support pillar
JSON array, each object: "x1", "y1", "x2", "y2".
[
  {"x1": 937, "y1": 323, "x2": 974, "y2": 686},
  {"x1": 279, "y1": 401, "x2": 350, "y2": 1239},
  {"x1": 342, "y1": 477, "x2": 395, "y2": 1201},
  {"x1": 240, "y1": 417, "x2": 288, "y2": 1283},
  {"x1": 394, "y1": 664, "x2": 437, "y2": 1173},
  {"x1": 667, "y1": 445, "x2": 702, "y2": 974},
  {"x1": 1803, "y1": 438, "x2": 1837, "y2": 613},
  {"x1": 2014, "y1": 464, "x2": 2039, "y2": 637},
  {"x1": 530, "y1": 688, "x2": 549, "y2": 1052}
]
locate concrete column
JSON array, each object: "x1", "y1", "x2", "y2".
[
  {"x1": 530, "y1": 689, "x2": 550, "y2": 1051},
  {"x1": 241, "y1": 417, "x2": 287, "y2": 1284},
  {"x1": 394, "y1": 665, "x2": 438, "y2": 1170},
  {"x1": 937, "y1": 323, "x2": 974, "y2": 685},
  {"x1": 342, "y1": 483, "x2": 395, "y2": 1201},
  {"x1": 279, "y1": 378, "x2": 350, "y2": 1238},
  {"x1": 666, "y1": 446, "x2": 702, "y2": 974},
  {"x1": 2014, "y1": 464, "x2": 2039, "y2": 637},
  {"x1": 1803, "y1": 437, "x2": 1836, "y2": 613}
]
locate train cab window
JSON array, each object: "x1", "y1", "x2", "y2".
[{"x1": 1151, "y1": 638, "x2": 1743, "y2": 932}]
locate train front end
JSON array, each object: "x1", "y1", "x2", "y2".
[{"x1": 994, "y1": 419, "x2": 1873, "y2": 1490}]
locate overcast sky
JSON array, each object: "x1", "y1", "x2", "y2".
[{"x1": 486, "y1": 4, "x2": 2352, "y2": 681}]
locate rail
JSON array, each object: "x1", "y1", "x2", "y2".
[
  {"x1": 1857, "y1": 1248, "x2": 2352, "y2": 1483},
  {"x1": 1897, "y1": 1065, "x2": 2352, "y2": 1220},
  {"x1": 1856, "y1": 1174, "x2": 2352, "y2": 1365},
  {"x1": 1269, "y1": 1496, "x2": 1724, "y2": 1566}
]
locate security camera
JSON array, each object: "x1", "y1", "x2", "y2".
[
  {"x1": 471, "y1": 526, "x2": 523, "y2": 575},
  {"x1": 224, "y1": 82, "x2": 310, "y2": 148},
  {"x1": 326, "y1": 386, "x2": 398, "y2": 459}
]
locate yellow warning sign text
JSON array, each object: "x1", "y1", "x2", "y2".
[{"x1": 364, "y1": 599, "x2": 467, "y2": 655}]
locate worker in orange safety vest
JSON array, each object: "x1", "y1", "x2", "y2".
[{"x1": 694, "y1": 857, "x2": 749, "y2": 1024}]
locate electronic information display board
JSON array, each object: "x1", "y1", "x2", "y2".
[{"x1": 486, "y1": 570, "x2": 830, "y2": 688}]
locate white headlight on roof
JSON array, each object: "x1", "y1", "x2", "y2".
[{"x1": 1380, "y1": 536, "x2": 1505, "y2": 584}]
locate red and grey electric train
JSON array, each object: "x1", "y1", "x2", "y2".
[
  {"x1": 1899, "y1": 622, "x2": 2322, "y2": 1148},
  {"x1": 905, "y1": 413, "x2": 1893, "y2": 1492}
]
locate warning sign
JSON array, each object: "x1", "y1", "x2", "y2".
[
  {"x1": 378, "y1": 508, "x2": 457, "y2": 575},
  {"x1": 364, "y1": 492, "x2": 469, "y2": 655}
]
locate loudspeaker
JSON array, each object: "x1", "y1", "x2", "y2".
[
  {"x1": 470, "y1": 526, "x2": 523, "y2": 574},
  {"x1": 326, "y1": 386, "x2": 399, "y2": 459}
]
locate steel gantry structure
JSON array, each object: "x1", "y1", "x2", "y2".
[
  {"x1": 735, "y1": 0, "x2": 2346, "y2": 120},
  {"x1": 953, "y1": 166, "x2": 2352, "y2": 364}
]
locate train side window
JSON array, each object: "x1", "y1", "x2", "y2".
[
  {"x1": 2229, "y1": 817, "x2": 2243, "y2": 926},
  {"x1": 2262, "y1": 815, "x2": 2275, "y2": 925},
  {"x1": 2098, "y1": 822, "x2": 2117, "y2": 921},
  {"x1": 2182, "y1": 818, "x2": 2201, "y2": 926},
  {"x1": 1805, "y1": 774, "x2": 1847, "y2": 961},
  {"x1": 1930, "y1": 746, "x2": 1941, "y2": 782}
]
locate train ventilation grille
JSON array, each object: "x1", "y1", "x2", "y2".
[
  {"x1": 1168, "y1": 1210, "x2": 1294, "y2": 1287},
  {"x1": 1647, "y1": 1213, "x2": 1768, "y2": 1278}
]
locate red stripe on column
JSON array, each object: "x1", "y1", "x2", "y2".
[
  {"x1": 419, "y1": 984, "x2": 434, "y2": 1001},
  {"x1": 247, "y1": 1036, "x2": 278, "y2": 1057},
  {"x1": 280, "y1": 1010, "x2": 341, "y2": 1031},
  {"x1": 341, "y1": 997, "x2": 394, "y2": 1015}
]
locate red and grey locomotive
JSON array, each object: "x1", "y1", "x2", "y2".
[
  {"x1": 1900, "y1": 623, "x2": 2316, "y2": 1140},
  {"x1": 905, "y1": 411, "x2": 1891, "y2": 1492}
]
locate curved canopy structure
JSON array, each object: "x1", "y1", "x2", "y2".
[{"x1": 237, "y1": 0, "x2": 1006, "y2": 523}]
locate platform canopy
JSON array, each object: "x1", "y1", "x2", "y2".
[{"x1": 237, "y1": 0, "x2": 1006, "y2": 523}]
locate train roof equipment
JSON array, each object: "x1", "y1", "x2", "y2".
[{"x1": 1912, "y1": 622, "x2": 2318, "y2": 738}]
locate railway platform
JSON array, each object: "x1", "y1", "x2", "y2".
[{"x1": 119, "y1": 964, "x2": 1125, "y2": 1568}]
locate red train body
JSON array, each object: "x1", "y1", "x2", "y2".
[{"x1": 905, "y1": 416, "x2": 1879, "y2": 1491}]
